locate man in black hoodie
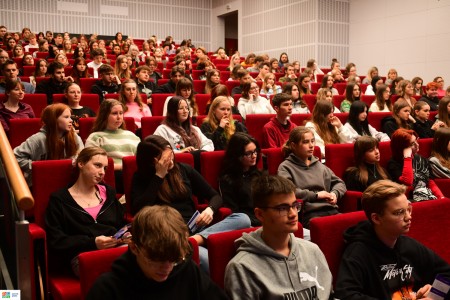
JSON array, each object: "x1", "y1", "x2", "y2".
[
  {"x1": 87, "y1": 205, "x2": 227, "y2": 300},
  {"x1": 36, "y1": 61, "x2": 73, "y2": 104},
  {"x1": 335, "y1": 180, "x2": 450, "y2": 299}
]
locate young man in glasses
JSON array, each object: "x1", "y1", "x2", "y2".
[
  {"x1": 335, "y1": 180, "x2": 450, "y2": 299},
  {"x1": 225, "y1": 175, "x2": 333, "y2": 300},
  {"x1": 87, "y1": 205, "x2": 227, "y2": 300},
  {"x1": 262, "y1": 93, "x2": 297, "y2": 148}
]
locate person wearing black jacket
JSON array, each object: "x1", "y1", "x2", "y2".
[
  {"x1": 91, "y1": 64, "x2": 120, "y2": 103},
  {"x1": 45, "y1": 147, "x2": 126, "y2": 276},
  {"x1": 335, "y1": 180, "x2": 450, "y2": 299},
  {"x1": 131, "y1": 135, "x2": 251, "y2": 273},
  {"x1": 154, "y1": 66, "x2": 184, "y2": 94},
  {"x1": 413, "y1": 101, "x2": 445, "y2": 138},
  {"x1": 87, "y1": 205, "x2": 227, "y2": 300},
  {"x1": 35, "y1": 61, "x2": 73, "y2": 104},
  {"x1": 419, "y1": 82, "x2": 440, "y2": 111}
]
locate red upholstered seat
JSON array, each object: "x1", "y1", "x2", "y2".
[
  {"x1": 333, "y1": 82, "x2": 347, "y2": 95},
  {"x1": 19, "y1": 94, "x2": 48, "y2": 117},
  {"x1": 301, "y1": 94, "x2": 316, "y2": 112},
  {"x1": 245, "y1": 114, "x2": 275, "y2": 147},
  {"x1": 141, "y1": 116, "x2": 165, "y2": 139},
  {"x1": 151, "y1": 93, "x2": 173, "y2": 116},
  {"x1": 208, "y1": 223, "x2": 303, "y2": 288},
  {"x1": 367, "y1": 111, "x2": 391, "y2": 131},
  {"x1": 332, "y1": 95, "x2": 346, "y2": 109},
  {"x1": 8, "y1": 118, "x2": 42, "y2": 149},
  {"x1": 193, "y1": 80, "x2": 206, "y2": 94},
  {"x1": 195, "y1": 94, "x2": 211, "y2": 115},
  {"x1": 79, "y1": 78, "x2": 98, "y2": 93}
]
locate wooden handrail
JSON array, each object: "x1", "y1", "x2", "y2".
[{"x1": 0, "y1": 122, "x2": 34, "y2": 211}]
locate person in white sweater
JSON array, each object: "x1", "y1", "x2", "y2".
[
  {"x1": 154, "y1": 96, "x2": 213, "y2": 153},
  {"x1": 344, "y1": 101, "x2": 390, "y2": 143},
  {"x1": 237, "y1": 82, "x2": 275, "y2": 120},
  {"x1": 369, "y1": 84, "x2": 392, "y2": 112},
  {"x1": 305, "y1": 100, "x2": 353, "y2": 158}
]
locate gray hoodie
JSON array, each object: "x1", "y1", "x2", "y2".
[
  {"x1": 14, "y1": 127, "x2": 83, "y2": 186},
  {"x1": 224, "y1": 228, "x2": 333, "y2": 299},
  {"x1": 277, "y1": 154, "x2": 346, "y2": 214}
]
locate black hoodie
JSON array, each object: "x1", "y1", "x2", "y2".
[
  {"x1": 335, "y1": 220, "x2": 450, "y2": 299},
  {"x1": 87, "y1": 249, "x2": 228, "y2": 300}
]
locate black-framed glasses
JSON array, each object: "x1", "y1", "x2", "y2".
[
  {"x1": 260, "y1": 201, "x2": 302, "y2": 216},
  {"x1": 243, "y1": 149, "x2": 258, "y2": 158}
]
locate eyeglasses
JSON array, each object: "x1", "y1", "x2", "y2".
[
  {"x1": 136, "y1": 246, "x2": 185, "y2": 267},
  {"x1": 250, "y1": 86, "x2": 259, "y2": 90},
  {"x1": 260, "y1": 201, "x2": 302, "y2": 216},
  {"x1": 243, "y1": 149, "x2": 258, "y2": 158},
  {"x1": 391, "y1": 204, "x2": 412, "y2": 219},
  {"x1": 410, "y1": 138, "x2": 419, "y2": 147}
]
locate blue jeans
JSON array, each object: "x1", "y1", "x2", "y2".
[{"x1": 197, "y1": 213, "x2": 251, "y2": 274}]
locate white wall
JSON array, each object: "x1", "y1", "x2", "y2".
[
  {"x1": 349, "y1": 0, "x2": 450, "y2": 83},
  {"x1": 0, "y1": 0, "x2": 212, "y2": 49},
  {"x1": 211, "y1": 0, "x2": 350, "y2": 69}
]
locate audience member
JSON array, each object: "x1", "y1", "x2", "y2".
[
  {"x1": 344, "y1": 101, "x2": 390, "y2": 143},
  {"x1": 317, "y1": 88, "x2": 340, "y2": 112},
  {"x1": 0, "y1": 60, "x2": 35, "y2": 94},
  {"x1": 131, "y1": 135, "x2": 250, "y2": 272},
  {"x1": 87, "y1": 205, "x2": 227, "y2": 300},
  {"x1": 278, "y1": 63, "x2": 297, "y2": 84},
  {"x1": 118, "y1": 79, "x2": 151, "y2": 129},
  {"x1": 260, "y1": 72, "x2": 281, "y2": 98},
  {"x1": 278, "y1": 126, "x2": 346, "y2": 228},
  {"x1": 45, "y1": 147, "x2": 127, "y2": 276},
  {"x1": 282, "y1": 82, "x2": 309, "y2": 114},
  {"x1": 0, "y1": 79, "x2": 35, "y2": 133},
  {"x1": 369, "y1": 84, "x2": 392, "y2": 112},
  {"x1": 419, "y1": 82, "x2": 440, "y2": 111},
  {"x1": 340, "y1": 83, "x2": 361, "y2": 112},
  {"x1": 411, "y1": 76, "x2": 424, "y2": 96},
  {"x1": 381, "y1": 99, "x2": 414, "y2": 138},
  {"x1": 430, "y1": 128, "x2": 450, "y2": 179},
  {"x1": 85, "y1": 99, "x2": 140, "y2": 193},
  {"x1": 262, "y1": 93, "x2": 297, "y2": 149},
  {"x1": 219, "y1": 133, "x2": 262, "y2": 226},
  {"x1": 362, "y1": 66, "x2": 378, "y2": 85},
  {"x1": 335, "y1": 179, "x2": 450, "y2": 299},
  {"x1": 436, "y1": 96, "x2": 450, "y2": 128},
  {"x1": 320, "y1": 74, "x2": 338, "y2": 96},
  {"x1": 231, "y1": 68, "x2": 252, "y2": 96},
  {"x1": 224, "y1": 174, "x2": 333, "y2": 299},
  {"x1": 62, "y1": 83, "x2": 95, "y2": 132},
  {"x1": 344, "y1": 136, "x2": 390, "y2": 192},
  {"x1": 154, "y1": 66, "x2": 184, "y2": 94},
  {"x1": 14, "y1": 103, "x2": 83, "y2": 186},
  {"x1": 388, "y1": 129, "x2": 444, "y2": 201},
  {"x1": 305, "y1": 100, "x2": 352, "y2": 158},
  {"x1": 434, "y1": 76, "x2": 446, "y2": 97},
  {"x1": 200, "y1": 96, "x2": 247, "y2": 150},
  {"x1": 36, "y1": 61, "x2": 72, "y2": 104},
  {"x1": 237, "y1": 81, "x2": 275, "y2": 120},
  {"x1": 413, "y1": 101, "x2": 444, "y2": 138},
  {"x1": 91, "y1": 64, "x2": 120, "y2": 103}
]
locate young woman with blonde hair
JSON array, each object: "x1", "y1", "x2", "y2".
[{"x1": 200, "y1": 96, "x2": 247, "y2": 150}]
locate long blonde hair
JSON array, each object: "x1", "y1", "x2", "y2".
[{"x1": 204, "y1": 96, "x2": 236, "y2": 140}]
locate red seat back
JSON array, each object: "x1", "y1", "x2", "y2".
[
  {"x1": 20, "y1": 94, "x2": 48, "y2": 117},
  {"x1": 151, "y1": 93, "x2": 173, "y2": 116},
  {"x1": 195, "y1": 94, "x2": 211, "y2": 115},
  {"x1": 141, "y1": 116, "x2": 165, "y2": 138},
  {"x1": 310, "y1": 82, "x2": 321, "y2": 94},
  {"x1": 245, "y1": 114, "x2": 275, "y2": 147},
  {"x1": 332, "y1": 95, "x2": 346, "y2": 109},
  {"x1": 417, "y1": 138, "x2": 433, "y2": 158},
  {"x1": 290, "y1": 113, "x2": 312, "y2": 126},
  {"x1": 8, "y1": 118, "x2": 42, "y2": 149},
  {"x1": 367, "y1": 112, "x2": 391, "y2": 131},
  {"x1": 333, "y1": 82, "x2": 347, "y2": 95},
  {"x1": 360, "y1": 94, "x2": 375, "y2": 107},
  {"x1": 23, "y1": 65, "x2": 36, "y2": 76},
  {"x1": 79, "y1": 78, "x2": 99, "y2": 93},
  {"x1": 310, "y1": 211, "x2": 366, "y2": 286},
  {"x1": 301, "y1": 94, "x2": 316, "y2": 112},
  {"x1": 225, "y1": 80, "x2": 240, "y2": 93}
]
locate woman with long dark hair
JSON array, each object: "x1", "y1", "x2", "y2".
[
  {"x1": 430, "y1": 128, "x2": 450, "y2": 178},
  {"x1": 131, "y1": 135, "x2": 251, "y2": 272},
  {"x1": 344, "y1": 136, "x2": 390, "y2": 192},
  {"x1": 344, "y1": 101, "x2": 390, "y2": 142},
  {"x1": 219, "y1": 133, "x2": 261, "y2": 226}
]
